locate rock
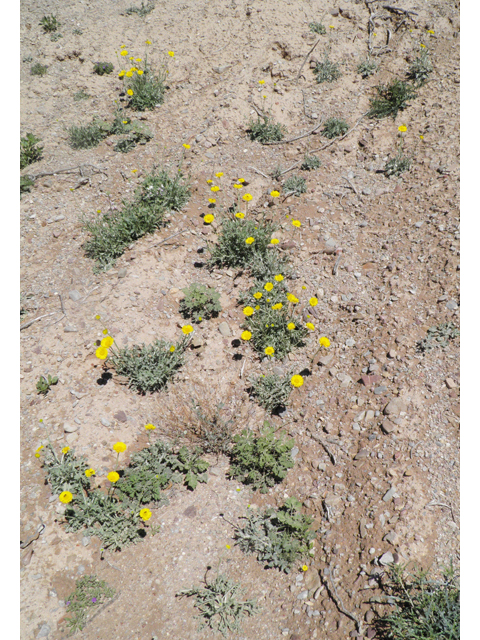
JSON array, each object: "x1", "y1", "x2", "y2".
[
  {"x1": 381, "y1": 419, "x2": 396, "y2": 434},
  {"x1": 383, "y1": 486, "x2": 397, "y2": 502},
  {"x1": 365, "y1": 410, "x2": 374, "y2": 422},
  {"x1": 63, "y1": 423, "x2": 78, "y2": 433},
  {"x1": 379, "y1": 551, "x2": 395, "y2": 566},
  {"x1": 191, "y1": 336, "x2": 203, "y2": 348},
  {"x1": 359, "y1": 518, "x2": 367, "y2": 538},
  {"x1": 316, "y1": 288, "x2": 325, "y2": 298},
  {"x1": 365, "y1": 610, "x2": 375, "y2": 624},
  {"x1": 445, "y1": 378, "x2": 457, "y2": 389},
  {"x1": 362, "y1": 187, "x2": 371, "y2": 195},
  {"x1": 374, "y1": 386, "x2": 388, "y2": 395},
  {"x1": 101, "y1": 418, "x2": 111, "y2": 427},
  {"x1": 63, "y1": 326, "x2": 78, "y2": 333},
  {"x1": 291, "y1": 446, "x2": 299, "y2": 459},
  {"x1": 387, "y1": 349, "x2": 397, "y2": 358},
  {"x1": 361, "y1": 374, "x2": 381, "y2": 387},
  {"x1": 118, "y1": 268, "x2": 127, "y2": 278},
  {"x1": 183, "y1": 505, "x2": 197, "y2": 518},
  {"x1": 318, "y1": 354, "x2": 334, "y2": 367},
  {"x1": 37, "y1": 624, "x2": 51, "y2": 638},
  {"x1": 82, "y1": 536, "x2": 91, "y2": 547},
  {"x1": 338, "y1": 374, "x2": 353, "y2": 388},
  {"x1": 66, "y1": 433, "x2": 79, "y2": 444},
  {"x1": 384, "y1": 398, "x2": 407, "y2": 416},
  {"x1": 68, "y1": 289, "x2": 81, "y2": 302},
  {"x1": 383, "y1": 531, "x2": 398, "y2": 545},
  {"x1": 345, "y1": 338, "x2": 355, "y2": 347},
  {"x1": 281, "y1": 239, "x2": 297, "y2": 250},
  {"x1": 304, "y1": 570, "x2": 321, "y2": 592},
  {"x1": 446, "y1": 300, "x2": 458, "y2": 310},
  {"x1": 114, "y1": 410, "x2": 127, "y2": 423},
  {"x1": 366, "y1": 628, "x2": 377, "y2": 639},
  {"x1": 218, "y1": 321, "x2": 231, "y2": 337},
  {"x1": 355, "y1": 411, "x2": 366, "y2": 422},
  {"x1": 297, "y1": 590, "x2": 309, "y2": 600}
]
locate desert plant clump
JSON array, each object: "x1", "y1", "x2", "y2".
[
  {"x1": 384, "y1": 151, "x2": 411, "y2": 178},
  {"x1": 20, "y1": 175, "x2": 35, "y2": 197},
  {"x1": 284, "y1": 175, "x2": 307, "y2": 196},
  {"x1": 177, "y1": 573, "x2": 258, "y2": 636},
  {"x1": 41, "y1": 443, "x2": 92, "y2": 495},
  {"x1": 125, "y1": 1, "x2": 156, "y2": 17},
  {"x1": 234, "y1": 497, "x2": 316, "y2": 573},
  {"x1": 74, "y1": 89, "x2": 90, "y2": 101},
  {"x1": 249, "y1": 372, "x2": 292, "y2": 413},
  {"x1": 36, "y1": 374, "x2": 58, "y2": 396},
  {"x1": 357, "y1": 58, "x2": 378, "y2": 78},
  {"x1": 72, "y1": 28, "x2": 83, "y2": 35},
  {"x1": 322, "y1": 117, "x2": 349, "y2": 139},
  {"x1": 374, "y1": 563, "x2": 460, "y2": 640},
  {"x1": 179, "y1": 283, "x2": 221, "y2": 323},
  {"x1": 67, "y1": 120, "x2": 109, "y2": 149},
  {"x1": 64, "y1": 576, "x2": 116, "y2": 634},
  {"x1": 40, "y1": 15, "x2": 60, "y2": 32},
  {"x1": 107, "y1": 335, "x2": 190, "y2": 394},
  {"x1": 300, "y1": 154, "x2": 321, "y2": 171},
  {"x1": 82, "y1": 165, "x2": 190, "y2": 269},
  {"x1": 93, "y1": 61, "x2": 114, "y2": 75},
  {"x1": 228, "y1": 425, "x2": 295, "y2": 493},
  {"x1": 314, "y1": 55, "x2": 342, "y2": 83},
  {"x1": 417, "y1": 322, "x2": 459, "y2": 353},
  {"x1": 20, "y1": 133, "x2": 43, "y2": 169},
  {"x1": 247, "y1": 115, "x2": 286, "y2": 144},
  {"x1": 30, "y1": 62, "x2": 48, "y2": 76},
  {"x1": 368, "y1": 79, "x2": 417, "y2": 119},
  {"x1": 309, "y1": 22, "x2": 326, "y2": 35},
  {"x1": 407, "y1": 49, "x2": 433, "y2": 87},
  {"x1": 125, "y1": 66, "x2": 166, "y2": 111},
  {"x1": 50, "y1": 32, "x2": 63, "y2": 42},
  {"x1": 208, "y1": 217, "x2": 277, "y2": 271}
]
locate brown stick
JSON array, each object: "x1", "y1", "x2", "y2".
[
  {"x1": 20, "y1": 312, "x2": 55, "y2": 331},
  {"x1": 295, "y1": 37, "x2": 322, "y2": 83},
  {"x1": 261, "y1": 119, "x2": 324, "y2": 146}
]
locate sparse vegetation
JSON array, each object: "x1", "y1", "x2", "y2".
[
  {"x1": 50, "y1": 32, "x2": 63, "y2": 42},
  {"x1": 284, "y1": 175, "x2": 307, "y2": 196},
  {"x1": 20, "y1": 133, "x2": 43, "y2": 169},
  {"x1": 179, "y1": 283, "x2": 221, "y2": 323},
  {"x1": 74, "y1": 89, "x2": 90, "y2": 101},
  {"x1": 309, "y1": 22, "x2": 326, "y2": 35},
  {"x1": 314, "y1": 54, "x2": 342, "y2": 83},
  {"x1": 30, "y1": 62, "x2": 48, "y2": 76},
  {"x1": 368, "y1": 79, "x2": 417, "y2": 119},
  {"x1": 300, "y1": 154, "x2": 321, "y2": 171},
  {"x1": 357, "y1": 58, "x2": 378, "y2": 78},
  {"x1": 40, "y1": 15, "x2": 60, "y2": 33},
  {"x1": 125, "y1": 1, "x2": 156, "y2": 17},
  {"x1": 322, "y1": 117, "x2": 349, "y2": 139},
  {"x1": 20, "y1": 175, "x2": 35, "y2": 197},
  {"x1": 64, "y1": 576, "x2": 116, "y2": 634},
  {"x1": 247, "y1": 114, "x2": 286, "y2": 144},
  {"x1": 417, "y1": 322, "x2": 459, "y2": 353},
  {"x1": 67, "y1": 120, "x2": 109, "y2": 149},
  {"x1": 384, "y1": 151, "x2": 411, "y2": 177},
  {"x1": 126, "y1": 65, "x2": 166, "y2": 111},
  {"x1": 249, "y1": 372, "x2": 292, "y2": 413},
  {"x1": 36, "y1": 374, "x2": 58, "y2": 396},
  {"x1": 93, "y1": 61, "x2": 114, "y2": 75},
  {"x1": 407, "y1": 49, "x2": 433, "y2": 87}
]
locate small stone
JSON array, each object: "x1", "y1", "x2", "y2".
[
  {"x1": 383, "y1": 486, "x2": 397, "y2": 502},
  {"x1": 354, "y1": 449, "x2": 369, "y2": 460},
  {"x1": 183, "y1": 505, "x2": 197, "y2": 518},
  {"x1": 291, "y1": 446, "x2": 299, "y2": 459},
  {"x1": 318, "y1": 462, "x2": 326, "y2": 472},
  {"x1": 445, "y1": 378, "x2": 457, "y2": 389},
  {"x1": 387, "y1": 349, "x2": 397, "y2": 358},
  {"x1": 379, "y1": 551, "x2": 395, "y2": 566},
  {"x1": 446, "y1": 300, "x2": 458, "y2": 310},
  {"x1": 374, "y1": 386, "x2": 388, "y2": 395},
  {"x1": 362, "y1": 187, "x2": 371, "y2": 195},
  {"x1": 365, "y1": 410, "x2": 374, "y2": 422},
  {"x1": 77, "y1": 564, "x2": 85, "y2": 575},
  {"x1": 355, "y1": 411, "x2": 366, "y2": 422},
  {"x1": 118, "y1": 268, "x2": 127, "y2": 278},
  {"x1": 114, "y1": 410, "x2": 127, "y2": 423},
  {"x1": 63, "y1": 423, "x2": 78, "y2": 433},
  {"x1": 297, "y1": 590, "x2": 309, "y2": 600},
  {"x1": 339, "y1": 374, "x2": 353, "y2": 388},
  {"x1": 359, "y1": 518, "x2": 367, "y2": 538},
  {"x1": 318, "y1": 354, "x2": 334, "y2": 367},
  {"x1": 384, "y1": 398, "x2": 407, "y2": 416},
  {"x1": 66, "y1": 433, "x2": 79, "y2": 444},
  {"x1": 36, "y1": 624, "x2": 51, "y2": 638},
  {"x1": 414, "y1": 221, "x2": 423, "y2": 228},
  {"x1": 345, "y1": 338, "x2": 355, "y2": 347},
  {"x1": 383, "y1": 531, "x2": 398, "y2": 545},
  {"x1": 63, "y1": 325, "x2": 78, "y2": 333},
  {"x1": 304, "y1": 570, "x2": 321, "y2": 592},
  {"x1": 365, "y1": 610, "x2": 375, "y2": 624},
  {"x1": 218, "y1": 321, "x2": 231, "y2": 337},
  {"x1": 191, "y1": 336, "x2": 203, "y2": 348},
  {"x1": 101, "y1": 418, "x2": 111, "y2": 427},
  {"x1": 369, "y1": 547, "x2": 376, "y2": 555},
  {"x1": 366, "y1": 628, "x2": 377, "y2": 639},
  {"x1": 381, "y1": 420, "x2": 396, "y2": 434},
  {"x1": 82, "y1": 536, "x2": 90, "y2": 547},
  {"x1": 68, "y1": 290, "x2": 81, "y2": 302}
]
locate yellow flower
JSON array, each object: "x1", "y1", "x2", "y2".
[
  {"x1": 302, "y1": 565, "x2": 308, "y2": 572},
  {"x1": 118, "y1": 70, "x2": 125, "y2": 77},
  {"x1": 211, "y1": 185, "x2": 220, "y2": 192},
  {"x1": 139, "y1": 508, "x2": 152, "y2": 521},
  {"x1": 85, "y1": 468, "x2": 95, "y2": 478},
  {"x1": 101, "y1": 336, "x2": 114, "y2": 348},
  {"x1": 208, "y1": 198, "x2": 216, "y2": 204},
  {"x1": 306, "y1": 322, "x2": 315, "y2": 331},
  {"x1": 96, "y1": 346, "x2": 108, "y2": 360},
  {"x1": 206, "y1": 179, "x2": 213, "y2": 184},
  {"x1": 427, "y1": 29, "x2": 435, "y2": 34},
  {"x1": 121, "y1": 50, "x2": 128, "y2": 56},
  {"x1": 233, "y1": 184, "x2": 243, "y2": 189},
  {"x1": 59, "y1": 491, "x2": 73, "y2": 504},
  {"x1": 242, "y1": 193, "x2": 253, "y2": 201},
  {"x1": 398, "y1": 125, "x2": 407, "y2": 132},
  {"x1": 272, "y1": 303, "x2": 283, "y2": 310},
  {"x1": 319, "y1": 336, "x2": 331, "y2": 348},
  {"x1": 420, "y1": 135, "x2": 424, "y2": 140},
  {"x1": 122, "y1": 120, "x2": 128, "y2": 124},
  {"x1": 292, "y1": 220, "x2": 301, "y2": 228},
  {"x1": 136, "y1": 58, "x2": 142, "y2": 62},
  {"x1": 270, "y1": 238, "x2": 279, "y2": 245},
  {"x1": 126, "y1": 71, "x2": 133, "y2": 77},
  {"x1": 183, "y1": 143, "x2": 190, "y2": 149},
  {"x1": 253, "y1": 292, "x2": 262, "y2": 299},
  {"x1": 420, "y1": 43, "x2": 426, "y2": 48},
  {"x1": 129, "y1": 56, "x2": 134, "y2": 60},
  {"x1": 226, "y1": 544, "x2": 231, "y2": 549},
  {"x1": 127, "y1": 89, "x2": 134, "y2": 96},
  {"x1": 265, "y1": 347, "x2": 275, "y2": 356},
  {"x1": 274, "y1": 274, "x2": 284, "y2": 282},
  {"x1": 264, "y1": 282, "x2": 274, "y2": 291},
  {"x1": 182, "y1": 325, "x2": 194, "y2": 334},
  {"x1": 309, "y1": 297, "x2": 318, "y2": 307},
  {"x1": 287, "y1": 322, "x2": 295, "y2": 331},
  {"x1": 291, "y1": 375, "x2": 304, "y2": 388},
  {"x1": 204, "y1": 214, "x2": 214, "y2": 224},
  {"x1": 241, "y1": 330, "x2": 252, "y2": 341},
  {"x1": 287, "y1": 293, "x2": 299, "y2": 304},
  {"x1": 168, "y1": 51, "x2": 175, "y2": 57},
  {"x1": 235, "y1": 212, "x2": 245, "y2": 219},
  {"x1": 258, "y1": 80, "x2": 265, "y2": 85},
  {"x1": 243, "y1": 306, "x2": 254, "y2": 316},
  {"x1": 270, "y1": 190, "x2": 280, "y2": 197},
  {"x1": 62, "y1": 446, "x2": 70, "y2": 455},
  {"x1": 169, "y1": 346, "x2": 175, "y2": 352},
  {"x1": 255, "y1": 305, "x2": 260, "y2": 310},
  {"x1": 146, "y1": 40, "x2": 152, "y2": 45},
  {"x1": 329, "y1": 25, "x2": 335, "y2": 29},
  {"x1": 245, "y1": 237, "x2": 255, "y2": 245},
  {"x1": 137, "y1": 69, "x2": 144, "y2": 75},
  {"x1": 215, "y1": 172, "x2": 223, "y2": 177},
  {"x1": 107, "y1": 471, "x2": 120, "y2": 483},
  {"x1": 302, "y1": 286, "x2": 307, "y2": 290},
  {"x1": 238, "y1": 178, "x2": 245, "y2": 183},
  {"x1": 113, "y1": 442, "x2": 127, "y2": 454}
]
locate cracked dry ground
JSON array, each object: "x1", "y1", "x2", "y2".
[{"x1": 20, "y1": 1, "x2": 459, "y2": 639}]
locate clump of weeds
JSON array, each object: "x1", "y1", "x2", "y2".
[
  {"x1": 20, "y1": 133, "x2": 43, "y2": 169},
  {"x1": 384, "y1": 151, "x2": 411, "y2": 177},
  {"x1": 40, "y1": 15, "x2": 60, "y2": 32},
  {"x1": 314, "y1": 54, "x2": 342, "y2": 83},
  {"x1": 36, "y1": 374, "x2": 58, "y2": 396},
  {"x1": 309, "y1": 22, "x2": 326, "y2": 35},
  {"x1": 125, "y1": 1, "x2": 156, "y2": 17},
  {"x1": 30, "y1": 62, "x2": 48, "y2": 76},
  {"x1": 357, "y1": 58, "x2": 378, "y2": 78},
  {"x1": 368, "y1": 79, "x2": 417, "y2": 119},
  {"x1": 322, "y1": 117, "x2": 349, "y2": 139},
  {"x1": 67, "y1": 120, "x2": 109, "y2": 149},
  {"x1": 74, "y1": 89, "x2": 90, "y2": 101},
  {"x1": 283, "y1": 175, "x2": 306, "y2": 196},
  {"x1": 247, "y1": 114, "x2": 286, "y2": 144},
  {"x1": 64, "y1": 576, "x2": 116, "y2": 634},
  {"x1": 93, "y1": 61, "x2": 114, "y2": 75},
  {"x1": 179, "y1": 283, "x2": 221, "y2": 323},
  {"x1": 249, "y1": 372, "x2": 292, "y2": 414},
  {"x1": 417, "y1": 322, "x2": 459, "y2": 353},
  {"x1": 300, "y1": 154, "x2": 321, "y2": 171},
  {"x1": 407, "y1": 49, "x2": 433, "y2": 87}
]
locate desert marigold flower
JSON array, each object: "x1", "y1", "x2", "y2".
[
  {"x1": 204, "y1": 214, "x2": 214, "y2": 224},
  {"x1": 139, "y1": 508, "x2": 152, "y2": 521},
  {"x1": 96, "y1": 346, "x2": 108, "y2": 360},
  {"x1": 274, "y1": 274, "x2": 284, "y2": 282},
  {"x1": 129, "y1": 56, "x2": 134, "y2": 60},
  {"x1": 398, "y1": 125, "x2": 407, "y2": 132},
  {"x1": 270, "y1": 190, "x2": 280, "y2": 197},
  {"x1": 208, "y1": 198, "x2": 216, "y2": 204},
  {"x1": 85, "y1": 468, "x2": 95, "y2": 478},
  {"x1": 253, "y1": 292, "x2": 262, "y2": 299},
  {"x1": 270, "y1": 238, "x2": 279, "y2": 245},
  {"x1": 211, "y1": 185, "x2": 220, "y2": 192},
  {"x1": 287, "y1": 322, "x2": 296, "y2": 331},
  {"x1": 146, "y1": 40, "x2": 152, "y2": 45},
  {"x1": 420, "y1": 135, "x2": 424, "y2": 140},
  {"x1": 302, "y1": 565, "x2": 308, "y2": 572},
  {"x1": 59, "y1": 491, "x2": 73, "y2": 504},
  {"x1": 309, "y1": 297, "x2": 318, "y2": 307},
  {"x1": 272, "y1": 303, "x2": 283, "y2": 310},
  {"x1": 118, "y1": 70, "x2": 125, "y2": 77},
  {"x1": 113, "y1": 442, "x2": 127, "y2": 454},
  {"x1": 101, "y1": 336, "x2": 114, "y2": 348},
  {"x1": 233, "y1": 184, "x2": 243, "y2": 189},
  {"x1": 258, "y1": 80, "x2": 265, "y2": 84},
  {"x1": 264, "y1": 282, "x2": 274, "y2": 291},
  {"x1": 182, "y1": 143, "x2": 190, "y2": 149},
  {"x1": 238, "y1": 178, "x2": 245, "y2": 183},
  {"x1": 245, "y1": 237, "x2": 255, "y2": 245},
  {"x1": 215, "y1": 172, "x2": 223, "y2": 177},
  {"x1": 292, "y1": 219, "x2": 301, "y2": 228},
  {"x1": 255, "y1": 305, "x2": 260, "y2": 310},
  {"x1": 123, "y1": 120, "x2": 128, "y2": 124},
  {"x1": 206, "y1": 179, "x2": 213, "y2": 184},
  {"x1": 291, "y1": 374, "x2": 304, "y2": 388},
  {"x1": 241, "y1": 330, "x2": 252, "y2": 341},
  {"x1": 182, "y1": 325, "x2": 193, "y2": 334},
  {"x1": 306, "y1": 322, "x2": 315, "y2": 330},
  {"x1": 420, "y1": 43, "x2": 426, "y2": 48},
  {"x1": 287, "y1": 293, "x2": 299, "y2": 304},
  {"x1": 169, "y1": 345, "x2": 175, "y2": 352},
  {"x1": 121, "y1": 50, "x2": 128, "y2": 56},
  {"x1": 427, "y1": 29, "x2": 435, "y2": 34},
  {"x1": 62, "y1": 446, "x2": 70, "y2": 454},
  {"x1": 319, "y1": 336, "x2": 331, "y2": 348},
  {"x1": 145, "y1": 423, "x2": 156, "y2": 430},
  {"x1": 168, "y1": 51, "x2": 175, "y2": 57},
  {"x1": 126, "y1": 71, "x2": 133, "y2": 77},
  {"x1": 127, "y1": 89, "x2": 134, "y2": 96},
  {"x1": 107, "y1": 471, "x2": 120, "y2": 483},
  {"x1": 137, "y1": 69, "x2": 144, "y2": 75},
  {"x1": 135, "y1": 58, "x2": 142, "y2": 62},
  {"x1": 226, "y1": 544, "x2": 231, "y2": 549},
  {"x1": 242, "y1": 193, "x2": 253, "y2": 201},
  {"x1": 243, "y1": 306, "x2": 254, "y2": 316},
  {"x1": 235, "y1": 212, "x2": 245, "y2": 219},
  {"x1": 265, "y1": 347, "x2": 275, "y2": 356},
  {"x1": 102, "y1": 328, "x2": 109, "y2": 335}
]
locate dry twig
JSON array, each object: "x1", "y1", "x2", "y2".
[
  {"x1": 295, "y1": 37, "x2": 322, "y2": 82},
  {"x1": 20, "y1": 312, "x2": 55, "y2": 331},
  {"x1": 322, "y1": 567, "x2": 363, "y2": 635}
]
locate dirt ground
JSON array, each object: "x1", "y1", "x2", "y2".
[{"x1": 20, "y1": 1, "x2": 460, "y2": 638}]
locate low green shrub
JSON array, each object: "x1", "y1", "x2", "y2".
[
  {"x1": 368, "y1": 79, "x2": 417, "y2": 119},
  {"x1": 20, "y1": 175, "x2": 35, "y2": 197},
  {"x1": 247, "y1": 115, "x2": 286, "y2": 144},
  {"x1": 20, "y1": 133, "x2": 43, "y2": 169},
  {"x1": 300, "y1": 154, "x2": 321, "y2": 171},
  {"x1": 309, "y1": 22, "x2": 326, "y2": 35},
  {"x1": 93, "y1": 61, "x2": 114, "y2": 75},
  {"x1": 74, "y1": 89, "x2": 90, "y2": 101},
  {"x1": 384, "y1": 152, "x2": 411, "y2": 177},
  {"x1": 67, "y1": 120, "x2": 109, "y2": 149},
  {"x1": 249, "y1": 372, "x2": 292, "y2": 413},
  {"x1": 229, "y1": 425, "x2": 295, "y2": 493},
  {"x1": 407, "y1": 49, "x2": 433, "y2": 87},
  {"x1": 417, "y1": 322, "x2": 459, "y2": 353},
  {"x1": 125, "y1": 1, "x2": 156, "y2": 17},
  {"x1": 36, "y1": 374, "x2": 58, "y2": 396},
  {"x1": 234, "y1": 497, "x2": 316, "y2": 572},
  {"x1": 322, "y1": 117, "x2": 349, "y2": 139},
  {"x1": 126, "y1": 65, "x2": 166, "y2": 111},
  {"x1": 179, "y1": 283, "x2": 221, "y2": 323},
  {"x1": 30, "y1": 62, "x2": 48, "y2": 76},
  {"x1": 50, "y1": 33, "x2": 63, "y2": 42},
  {"x1": 357, "y1": 58, "x2": 378, "y2": 78},
  {"x1": 314, "y1": 55, "x2": 342, "y2": 83},
  {"x1": 41, "y1": 443, "x2": 91, "y2": 495},
  {"x1": 284, "y1": 175, "x2": 306, "y2": 196},
  {"x1": 208, "y1": 217, "x2": 277, "y2": 271},
  {"x1": 40, "y1": 15, "x2": 60, "y2": 32},
  {"x1": 64, "y1": 576, "x2": 116, "y2": 634}
]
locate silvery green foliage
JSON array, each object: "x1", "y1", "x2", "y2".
[
  {"x1": 417, "y1": 322, "x2": 459, "y2": 353},
  {"x1": 322, "y1": 117, "x2": 349, "y2": 139},
  {"x1": 384, "y1": 152, "x2": 411, "y2": 177},
  {"x1": 284, "y1": 175, "x2": 306, "y2": 196},
  {"x1": 208, "y1": 218, "x2": 277, "y2": 270},
  {"x1": 249, "y1": 372, "x2": 292, "y2": 413},
  {"x1": 180, "y1": 283, "x2": 222, "y2": 323},
  {"x1": 407, "y1": 50, "x2": 433, "y2": 87},
  {"x1": 314, "y1": 55, "x2": 342, "y2": 83},
  {"x1": 42, "y1": 444, "x2": 91, "y2": 495}
]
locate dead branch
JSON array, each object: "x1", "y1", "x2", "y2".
[
  {"x1": 295, "y1": 37, "x2": 322, "y2": 83},
  {"x1": 262, "y1": 119, "x2": 324, "y2": 146},
  {"x1": 248, "y1": 166, "x2": 270, "y2": 180},
  {"x1": 24, "y1": 163, "x2": 107, "y2": 180},
  {"x1": 322, "y1": 567, "x2": 363, "y2": 635},
  {"x1": 20, "y1": 312, "x2": 56, "y2": 331}
]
